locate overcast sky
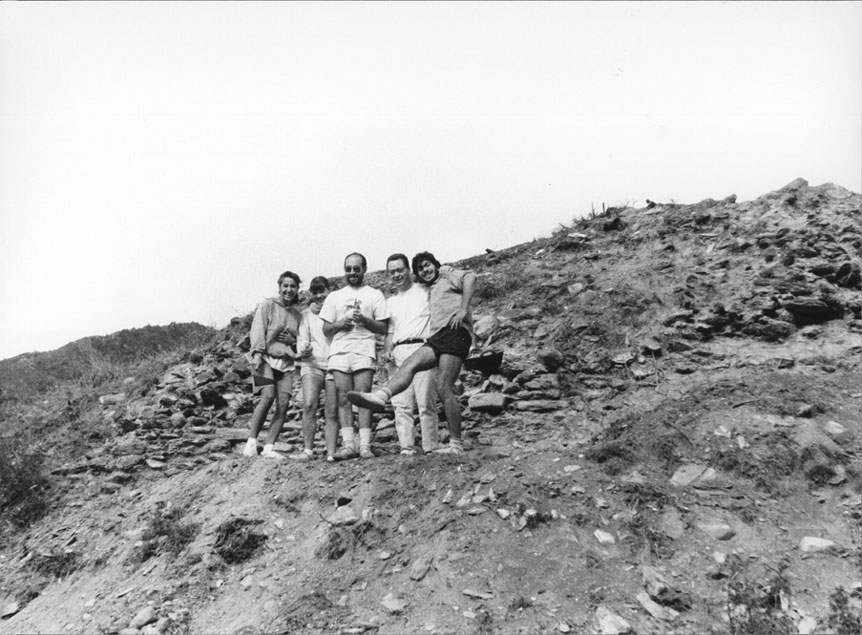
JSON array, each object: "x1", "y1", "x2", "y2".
[{"x1": 1, "y1": 1, "x2": 860, "y2": 360}]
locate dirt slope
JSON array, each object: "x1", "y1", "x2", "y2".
[{"x1": 1, "y1": 178, "x2": 860, "y2": 635}]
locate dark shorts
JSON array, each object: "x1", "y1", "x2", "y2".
[{"x1": 424, "y1": 327, "x2": 472, "y2": 360}]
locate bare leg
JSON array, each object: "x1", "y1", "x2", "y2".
[
  {"x1": 352, "y1": 369, "x2": 375, "y2": 430},
  {"x1": 331, "y1": 370, "x2": 355, "y2": 431},
  {"x1": 248, "y1": 386, "x2": 275, "y2": 439},
  {"x1": 300, "y1": 373, "x2": 323, "y2": 451},
  {"x1": 436, "y1": 354, "x2": 465, "y2": 443},
  {"x1": 386, "y1": 346, "x2": 438, "y2": 397},
  {"x1": 323, "y1": 377, "x2": 339, "y2": 457},
  {"x1": 264, "y1": 371, "x2": 293, "y2": 445}
]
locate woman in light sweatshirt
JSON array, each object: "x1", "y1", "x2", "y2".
[{"x1": 244, "y1": 271, "x2": 302, "y2": 460}]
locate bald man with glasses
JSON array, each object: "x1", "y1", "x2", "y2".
[{"x1": 319, "y1": 253, "x2": 390, "y2": 460}]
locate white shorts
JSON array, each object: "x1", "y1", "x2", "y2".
[
  {"x1": 327, "y1": 352, "x2": 376, "y2": 374},
  {"x1": 300, "y1": 365, "x2": 334, "y2": 381}
]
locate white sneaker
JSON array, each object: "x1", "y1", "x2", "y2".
[
  {"x1": 346, "y1": 391, "x2": 387, "y2": 413},
  {"x1": 261, "y1": 447, "x2": 286, "y2": 460},
  {"x1": 434, "y1": 444, "x2": 464, "y2": 455}
]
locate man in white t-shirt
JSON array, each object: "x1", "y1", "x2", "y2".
[
  {"x1": 383, "y1": 253, "x2": 440, "y2": 455},
  {"x1": 319, "y1": 253, "x2": 390, "y2": 460}
]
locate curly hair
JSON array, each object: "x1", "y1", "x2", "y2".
[{"x1": 411, "y1": 251, "x2": 441, "y2": 280}]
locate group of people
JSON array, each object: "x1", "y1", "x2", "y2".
[{"x1": 243, "y1": 251, "x2": 477, "y2": 462}]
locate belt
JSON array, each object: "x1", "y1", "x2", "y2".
[{"x1": 394, "y1": 338, "x2": 425, "y2": 346}]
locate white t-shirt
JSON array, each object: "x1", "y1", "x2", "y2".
[
  {"x1": 297, "y1": 307, "x2": 330, "y2": 371},
  {"x1": 319, "y1": 284, "x2": 390, "y2": 358},
  {"x1": 387, "y1": 283, "x2": 431, "y2": 343}
]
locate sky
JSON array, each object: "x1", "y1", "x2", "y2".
[{"x1": 1, "y1": 2, "x2": 860, "y2": 360}]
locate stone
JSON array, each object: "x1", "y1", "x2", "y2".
[
  {"x1": 169, "y1": 413, "x2": 186, "y2": 428},
  {"x1": 593, "y1": 606, "x2": 632, "y2": 634},
  {"x1": 409, "y1": 553, "x2": 434, "y2": 581},
  {"x1": 782, "y1": 297, "x2": 843, "y2": 324},
  {"x1": 512, "y1": 400, "x2": 567, "y2": 412},
  {"x1": 523, "y1": 374, "x2": 560, "y2": 391},
  {"x1": 639, "y1": 337, "x2": 662, "y2": 356},
  {"x1": 537, "y1": 348, "x2": 566, "y2": 372},
  {"x1": 629, "y1": 366, "x2": 655, "y2": 380},
  {"x1": 329, "y1": 506, "x2": 358, "y2": 526},
  {"x1": 658, "y1": 509, "x2": 685, "y2": 539},
  {"x1": 129, "y1": 606, "x2": 157, "y2": 629},
  {"x1": 145, "y1": 459, "x2": 165, "y2": 470},
  {"x1": 641, "y1": 565, "x2": 669, "y2": 598},
  {"x1": 141, "y1": 618, "x2": 170, "y2": 635},
  {"x1": 473, "y1": 315, "x2": 500, "y2": 340},
  {"x1": 199, "y1": 388, "x2": 228, "y2": 408},
  {"x1": 99, "y1": 393, "x2": 127, "y2": 405},
  {"x1": 381, "y1": 592, "x2": 407, "y2": 614},
  {"x1": 799, "y1": 536, "x2": 838, "y2": 553},
  {"x1": 823, "y1": 420, "x2": 852, "y2": 444},
  {"x1": 797, "y1": 615, "x2": 818, "y2": 634},
  {"x1": 594, "y1": 529, "x2": 616, "y2": 545},
  {"x1": 669, "y1": 463, "x2": 708, "y2": 487},
  {"x1": 636, "y1": 591, "x2": 679, "y2": 621},
  {"x1": 697, "y1": 520, "x2": 736, "y2": 541},
  {"x1": 1, "y1": 601, "x2": 20, "y2": 618},
  {"x1": 114, "y1": 455, "x2": 145, "y2": 471},
  {"x1": 496, "y1": 509, "x2": 510, "y2": 520},
  {"x1": 468, "y1": 393, "x2": 507, "y2": 414},
  {"x1": 463, "y1": 589, "x2": 494, "y2": 600}
]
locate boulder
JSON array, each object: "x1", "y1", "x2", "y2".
[
  {"x1": 593, "y1": 606, "x2": 632, "y2": 634},
  {"x1": 468, "y1": 393, "x2": 507, "y2": 414},
  {"x1": 129, "y1": 606, "x2": 157, "y2": 629},
  {"x1": 473, "y1": 315, "x2": 500, "y2": 340},
  {"x1": 782, "y1": 297, "x2": 844, "y2": 324},
  {"x1": 799, "y1": 536, "x2": 839, "y2": 553},
  {"x1": 537, "y1": 348, "x2": 566, "y2": 372}
]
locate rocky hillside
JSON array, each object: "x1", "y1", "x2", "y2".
[
  {"x1": 0, "y1": 178, "x2": 860, "y2": 635},
  {"x1": 0, "y1": 323, "x2": 216, "y2": 402}
]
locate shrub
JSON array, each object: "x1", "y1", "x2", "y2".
[
  {"x1": 213, "y1": 518, "x2": 267, "y2": 564},
  {"x1": 131, "y1": 506, "x2": 200, "y2": 564},
  {"x1": 726, "y1": 555, "x2": 793, "y2": 634},
  {"x1": 826, "y1": 586, "x2": 862, "y2": 635},
  {"x1": 0, "y1": 436, "x2": 51, "y2": 530}
]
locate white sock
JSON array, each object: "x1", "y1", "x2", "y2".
[
  {"x1": 245, "y1": 438, "x2": 257, "y2": 450},
  {"x1": 263, "y1": 443, "x2": 275, "y2": 454},
  {"x1": 341, "y1": 427, "x2": 355, "y2": 449},
  {"x1": 450, "y1": 438, "x2": 463, "y2": 450},
  {"x1": 359, "y1": 428, "x2": 372, "y2": 450},
  {"x1": 375, "y1": 388, "x2": 392, "y2": 402}
]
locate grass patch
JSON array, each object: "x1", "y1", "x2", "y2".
[
  {"x1": 131, "y1": 506, "x2": 200, "y2": 564},
  {"x1": 213, "y1": 518, "x2": 267, "y2": 564},
  {"x1": 726, "y1": 555, "x2": 793, "y2": 635},
  {"x1": 30, "y1": 549, "x2": 82, "y2": 579},
  {"x1": 826, "y1": 586, "x2": 862, "y2": 635},
  {"x1": 584, "y1": 441, "x2": 636, "y2": 476},
  {"x1": 0, "y1": 435, "x2": 51, "y2": 531},
  {"x1": 711, "y1": 432, "x2": 800, "y2": 493}
]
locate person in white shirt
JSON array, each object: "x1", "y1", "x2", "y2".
[
  {"x1": 291, "y1": 276, "x2": 339, "y2": 462},
  {"x1": 319, "y1": 253, "x2": 390, "y2": 460},
  {"x1": 348, "y1": 251, "x2": 476, "y2": 455},
  {"x1": 383, "y1": 253, "x2": 440, "y2": 455}
]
